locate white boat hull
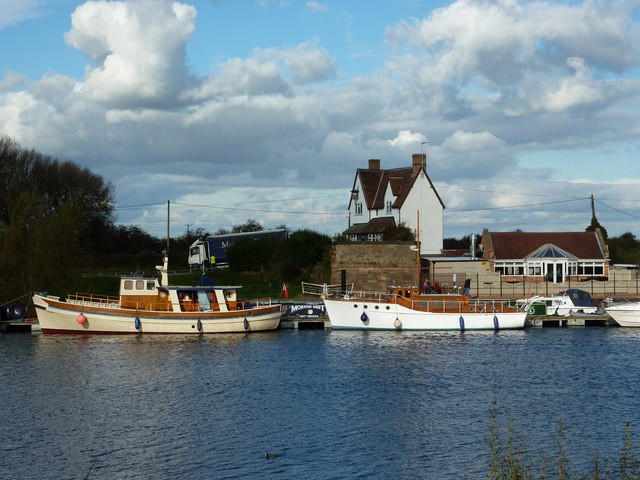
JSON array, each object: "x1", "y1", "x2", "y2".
[
  {"x1": 605, "y1": 302, "x2": 640, "y2": 327},
  {"x1": 324, "y1": 299, "x2": 527, "y2": 330},
  {"x1": 33, "y1": 294, "x2": 281, "y2": 334}
]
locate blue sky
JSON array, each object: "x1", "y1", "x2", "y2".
[{"x1": 2, "y1": 0, "x2": 640, "y2": 241}]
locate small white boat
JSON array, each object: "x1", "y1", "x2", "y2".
[
  {"x1": 604, "y1": 301, "x2": 640, "y2": 327},
  {"x1": 323, "y1": 286, "x2": 527, "y2": 331},
  {"x1": 518, "y1": 289, "x2": 598, "y2": 316},
  {"x1": 33, "y1": 255, "x2": 281, "y2": 334}
]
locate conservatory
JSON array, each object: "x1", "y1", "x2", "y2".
[{"x1": 482, "y1": 231, "x2": 609, "y2": 284}]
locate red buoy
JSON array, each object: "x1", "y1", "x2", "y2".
[{"x1": 77, "y1": 313, "x2": 87, "y2": 324}]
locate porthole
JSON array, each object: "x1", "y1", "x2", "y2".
[
  {"x1": 353, "y1": 304, "x2": 358, "y2": 308},
  {"x1": 386, "y1": 306, "x2": 390, "y2": 310},
  {"x1": 364, "y1": 305, "x2": 368, "y2": 309},
  {"x1": 375, "y1": 305, "x2": 379, "y2": 310}
]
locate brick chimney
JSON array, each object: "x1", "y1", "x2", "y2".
[
  {"x1": 412, "y1": 153, "x2": 426, "y2": 174},
  {"x1": 368, "y1": 159, "x2": 381, "y2": 170}
]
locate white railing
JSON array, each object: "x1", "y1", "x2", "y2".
[
  {"x1": 302, "y1": 282, "x2": 354, "y2": 297},
  {"x1": 328, "y1": 290, "x2": 526, "y2": 313}
]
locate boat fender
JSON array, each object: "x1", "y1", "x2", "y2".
[
  {"x1": 244, "y1": 318, "x2": 249, "y2": 330},
  {"x1": 76, "y1": 313, "x2": 87, "y2": 324},
  {"x1": 459, "y1": 316, "x2": 465, "y2": 331},
  {"x1": 493, "y1": 315, "x2": 499, "y2": 330},
  {"x1": 360, "y1": 312, "x2": 368, "y2": 323},
  {"x1": 197, "y1": 319, "x2": 202, "y2": 332},
  {"x1": 134, "y1": 316, "x2": 141, "y2": 330},
  {"x1": 394, "y1": 318, "x2": 402, "y2": 329}
]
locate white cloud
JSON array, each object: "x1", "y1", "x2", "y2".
[
  {"x1": 64, "y1": 0, "x2": 197, "y2": 107},
  {"x1": 281, "y1": 43, "x2": 339, "y2": 84},
  {"x1": 384, "y1": 0, "x2": 640, "y2": 116},
  {"x1": 0, "y1": 71, "x2": 26, "y2": 91},
  {"x1": 0, "y1": 0, "x2": 45, "y2": 29},
  {"x1": 306, "y1": 2, "x2": 328, "y2": 13},
  {"x1": 539, "y1": 57, "x2": 607, "y2": 112},
  {"x1": 388, "y1": 130, "x2": 427, "y2": 147}
]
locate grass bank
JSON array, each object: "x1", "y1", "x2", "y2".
[
  {"x1": 71, "y1": 268, "x2": 301, "y2": 300},
  {"x1": 480, "y1": 400, "x2": 639, "y2": 480}
]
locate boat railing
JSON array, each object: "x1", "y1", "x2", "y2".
[
  {"x1": 236, "y1": 298, "x2": 279, "y2": 310},
  {"x1": 333, "y1": 290, "x2": 525, "y2": 313},
  {"x1": 302, "y1": 282, "x2": 355, "y2": 297},
  {"x1": 67, "y1": 293, "x2": 120, "y2": 308}
]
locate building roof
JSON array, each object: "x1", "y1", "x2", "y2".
[
  {"x1": 353, "y1": 165, "x2": 445, "y2": 211},
  {"x1": 484, "y1": 231, "x2": 607, "y2": 260},
  {"x1": 343, "y1": 217, "x2": 397, "y2": 235}
]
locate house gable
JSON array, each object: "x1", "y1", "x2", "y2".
[{"x1": 345, "y1": 154, "x2": 445, "y2": 255}]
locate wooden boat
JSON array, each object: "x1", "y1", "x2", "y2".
[
  {"x1": 324, "y1": 285, "x2": 527, "y2": 331},
  {"x1": 32, "y1": 256, "x2": 281, "y2": 334}
]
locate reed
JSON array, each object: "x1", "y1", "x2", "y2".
[{"x1": 481, "y1": 400, "x2": 640, "y2": 480}]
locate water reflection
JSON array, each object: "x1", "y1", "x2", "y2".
[{"x1": 1, "y1": 328, "x2": 640, "y2": 478}]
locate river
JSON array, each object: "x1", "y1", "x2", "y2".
[{"x1": 1, "y1": 327, "x2": 639, "y2": 479}]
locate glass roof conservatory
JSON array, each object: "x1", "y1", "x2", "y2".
[{"x1": 495, "y1": 243, "x2": 605, "y2": 283}]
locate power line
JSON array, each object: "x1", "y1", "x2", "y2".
[
  {"x1": 595, "y1": 199, "x2": 640, "y2": 220},
  {"x1": 446, "y1": 197, "x2": 589, "y2": 213},
  {"x1": 173, "y1": 201, "x2": 345, "y2": 216}
]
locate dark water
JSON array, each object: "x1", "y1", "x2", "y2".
[{"x1": 2, "y1": 327, "x2": 640, "y2": 479}]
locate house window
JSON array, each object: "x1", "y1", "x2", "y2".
[
  {"x1": 527, "y1": 262, "x2": 542, "y2": 276},
  {"x1": 496, "y1": 262, "x2": 524, "y2": 276},
  {"x1": 385, "y1": 201, "x2": 392, "y2": 214},
  {"x1": 355, "y1": 203, "x2": 363, "y2": 215}
]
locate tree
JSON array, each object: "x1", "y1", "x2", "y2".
[
  {"x1": 231, "y1": 219, "x2": 263, "y2": 233},
  {"x1": 382, "y1": 222, "x2": 415, "y2": 241},
  {"x1": 0, "y1": 137, "x2": 115, "y2": 300}
]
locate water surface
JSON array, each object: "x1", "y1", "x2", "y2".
[{"x1": 1, "y1": 328, "x2": 639, "y2": 479}]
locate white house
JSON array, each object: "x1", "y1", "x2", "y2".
[{"x1": 344, "y1": 154, "x2": 445, "y2": 255}]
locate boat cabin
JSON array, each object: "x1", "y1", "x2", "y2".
[
  {"x1": 388, "y1": 286, "x2": 421, "y2": 298},
  {"x1": 118, "y1": 275, "x2": 241, "y2": 313}
]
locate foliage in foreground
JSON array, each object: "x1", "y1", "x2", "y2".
[{"x1": 478, "y1": 400, "x2": 640, "y2": 480}]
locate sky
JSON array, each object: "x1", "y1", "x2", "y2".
[{"x1": 2, "y1": 0, "x2": 640, "y2": 241}]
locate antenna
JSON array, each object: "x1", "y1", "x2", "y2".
[{"x1": 421, "y1": 141, "x2": 430, "y2": 168}]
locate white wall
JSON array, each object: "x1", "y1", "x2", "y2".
[
  {"x1": 400, "y1": 171, "x2": 443, "y2": 255},
  {"x1": 348, "y1": 176, "x2": 367, "y2": 225}
]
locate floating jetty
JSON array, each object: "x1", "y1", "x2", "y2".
[
  {"x1": 526, "y1": 314, "x2": 615, "y2": 328},
  {"x1": 0, "y1": 319, "x2": 41, "y2": 333}
]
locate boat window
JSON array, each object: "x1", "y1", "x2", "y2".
[
  {"x1": 124, "y1": 280, "x2": 133, "y2": 290},
  {"x1": 136, "y1": 280, "x2": 145, "y2": 290},
  {"x1": 147, "y1": 281, "x2": 155, "y2": 290}
]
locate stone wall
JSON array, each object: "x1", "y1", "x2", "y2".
[{"x1": 330, "y1": 243, "x2": 418, "y2": 292}]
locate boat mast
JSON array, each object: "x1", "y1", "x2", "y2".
[
  {"x1": 157, "y1": 200, "x2": 170, "y2": 287},
  {"x1": 416, "y1": 211, "x2": 421, "y2": 286}
]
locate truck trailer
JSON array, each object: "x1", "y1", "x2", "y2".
[{"x1": 188, "y1": 228, "x2": 287, "y2": 270}]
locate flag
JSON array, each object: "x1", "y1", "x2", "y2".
[{"x1": 282, "y1": 283, "x2": 288, "y2": 299}]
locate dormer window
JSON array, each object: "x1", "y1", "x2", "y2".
[
  {"x1": 386, "y1": 201, "x2": 392, "y2": 213},
  {"x1": 355, "y1": 203, "x2": 363, "y2": 215}
]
